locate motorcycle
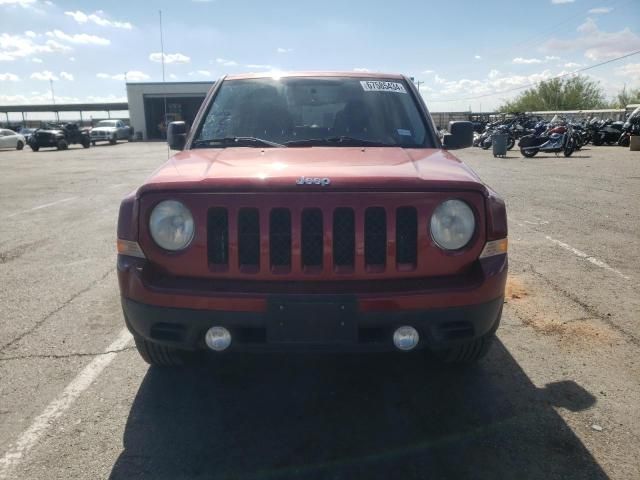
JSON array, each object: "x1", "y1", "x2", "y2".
[
  {"x1": 617, "y1": 106, "x2": 640, "y2": 147},
  {"x1": 518, "y1": 122, "x2": 575, "y2": 158},
  {"x1": 592, "y1": 118, "x2": 624, "y2": 146}
]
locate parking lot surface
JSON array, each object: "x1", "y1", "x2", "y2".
[{"x1": 1, "y1": 142, "x2": 639, "y2": 479}]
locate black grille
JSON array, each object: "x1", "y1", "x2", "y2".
[
  {"x1": 365, "y1": 207, "x2": 386, "y2": 266},
  {"x1": 270, "y1": 208, "x2": 291, "y2": 267},
  {"x1": 396, "y1": 207, "x2": 417, "y2": 265},
  {"x1": 238, "y1": 208, "x2": 260, "y2": 267},
  {"x1": 301, "y1": 209, "x2": 323, "y2": 267},
  {"x1": 333, "y1": 208, "x2": 355, "y2": 267},
  {"x1": 207, "y1": 208, "x2": 228, "y2": 265}
]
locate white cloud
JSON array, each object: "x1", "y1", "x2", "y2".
[
  {"x1": 188, "y1": 70, "x2": 212, "y2": 77},
  {"x1": 245, "y1": 64, "x2": 272, "y2": 70},
  {"x1": 216, "y1": 57, "x2": 238, "y2": 66},
  {"x1": 513, "y1": 57, "x2": 542, "y2": 64},
  {"x1": 545, "y1": 18, "x2": 640, "y2": 61},
  {"x1": 564, "y1": 62, "x2": 582, "y2": 68},
  {"x1": 24, "y1": 30, "x2": 37, "y2": 38},
  {"x1": 422, "y1": 69, "x2": 434, "y2": 74},
  {"x1": 68, "y1": 56, "x2": 75, "y2": 62},
  {"x1": 0, "y1": 33, "x2": 71, "y2": 62},
  {"x1": 353, "y1": 67, "x2": 370, "y2": 72},
  {"x1": 276, "y1": 47, "x2": 293, "y2": 53},
  {"x1": 169, "y1": 73, "x2": 177, "y2": 80},
  {"x1": 97, "y1": 70, "x2": 149, "y2": 81},
  {"x1": 615, "y1": 63, "x2": 640, "y2": 78},
  {"x1": 46, "y1": 30, "x2": 110, "y2": 46},
  {"x1": 64, "y1": 10, "x2": 133, "y2": 29},
  {"x1": 474, "y1": 55, "x2": 482, "y2": 60},
  {"x1": 0, "y1": 72, "x2": 20, "y2": 81},
  {"x1": 588, "y1": 7, "x2": 612, "y2": 14},
  {"x1": 551, "y1": 0, "x2": 575, "y2": 4},
  {"x1": 59, "y1": 71, "x2": 73, "y2": 80},
  {"x1": 149, "y1": 52, "x2": 190, "y2": 64},
  {"x1": 0, "y1": 0, "x2": 36, "y2": 6},
  {"x1": 31, "y1": 57, "x2": 43, "y2": 63},
  {"x1": 30, "y1": 70, "x2": 58, "y2": 81},
  {"x1": 544, "y1": 55, "x2": 561, "y2": 61}
]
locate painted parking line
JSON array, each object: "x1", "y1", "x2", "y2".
[
  {"x1": 545, "y1": 235, "x2": 630, "y2": 280},
  {"x1": 0, "y1": 328, "x2": 132, "y2": 480},
  {"x1": 6, "y1": 197, "x2": 78, "y2": 218}
]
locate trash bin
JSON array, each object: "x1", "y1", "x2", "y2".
[
  {"x1": 492, "y1": 133, "x2": 508, "y2": 157},
  {"x1": 630, "y1": 136, "x2": 640, "y2": 151}
]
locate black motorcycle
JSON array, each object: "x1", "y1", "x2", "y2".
[
  {"x1": 592, "y1": 118, "x2": 624, "y2": 146},
  {"x1": 617, "y1": 106, "x2": 640, "y2": 147}
]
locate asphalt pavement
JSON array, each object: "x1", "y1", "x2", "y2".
[{"x1": 0, "y1": 141, "x2": 638, "y2": 479}]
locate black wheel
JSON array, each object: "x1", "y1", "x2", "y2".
[
  {"x1": 30, "y1": 143, "x2": 39, "y2": 152},
  {"x1": 82, "y1": 137, "x2": 90, "y2": 148},
  {"x1": 109, "y1": 137, "x2": 117, "y2": 145},
  {"x1": 506, "y1": 136, "x2": 515, "y2": 150},
  {"x1": 618, "y1": 136, "x2": 630, "y2": 147},
  {"x1": 134, "y1": 336, "x2": 191, "y2": 367},
  {"x1": 593, "y1": 136, "x2": 604, "y2": 146},
  {"x1": 16, "y1": 140, "x2": 24, "y2": 150},
  {"x1": 564, "y1": 139, "x2": 575, "y2": 157},
  {"x1": 521, "y1": 148, "x2": 538, "y2": 158},
  {"x1": 481, "y1": 142, "x2": 491, "y2": 150},
  {"x1": 57, "y1": 139, "x2": 68, "y2": 150},
  {"x1": 92, "y1": 141, "x2": 96, "y2": 146}
]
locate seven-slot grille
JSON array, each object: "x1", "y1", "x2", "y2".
[{"x1": 207, "y1": 206, "x2": 419, "y2": 274}]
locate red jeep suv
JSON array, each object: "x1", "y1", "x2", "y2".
[{"x1": 117, "y1": 72, "x2": 508, "y2": 366}]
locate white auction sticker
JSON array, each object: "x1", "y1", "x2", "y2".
[{"x1": 360, "y1": 80, "x2": 407, "y2": 94}]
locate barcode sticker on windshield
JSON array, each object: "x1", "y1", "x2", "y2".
[{"x1": 360, "y1": 80, "x2": 407, "y2": 94}]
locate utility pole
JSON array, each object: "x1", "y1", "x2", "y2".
[{"x1": 159, "y1": 10, "x2": 169, "y2": 154}]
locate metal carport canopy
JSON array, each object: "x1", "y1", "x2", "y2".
[{"x1": 0, "y1": 102, "x2": 128, "y2": 113}]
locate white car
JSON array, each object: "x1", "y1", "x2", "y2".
[
  {"x1": 89, "y1": 120, "x2": 132, "y2": 145},
  {"x1": 0, "y1": 129, "x2": 26, "y2": 150}
]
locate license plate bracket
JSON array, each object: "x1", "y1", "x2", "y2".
[{"x1": 267, "y1": 296, "x2": 357, "y2": 344}]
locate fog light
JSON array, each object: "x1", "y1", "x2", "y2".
[
  {"x1": 205, "y1": 326, "x2": 231, "y2": 351},
  {"x1": 393, "y1": 326, "x2": 419, "y2": 351}
]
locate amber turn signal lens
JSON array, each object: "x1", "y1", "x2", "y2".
[
  {"x1": 117, "y1": 239, "x2": 146, "y2": 259},
  {"x1": 479, "y1": 238, "x2": 508, "y2": 259}
]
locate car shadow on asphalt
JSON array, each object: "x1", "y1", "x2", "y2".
[{"x1": 109, "y1": 340, "x2": 606, "y2": 480}]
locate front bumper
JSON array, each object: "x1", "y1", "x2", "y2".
[{"x1": 118, "y1": 254, "x2": 507, "y2": 352}]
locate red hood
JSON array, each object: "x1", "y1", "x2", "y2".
[{"x1": 138, "y1": 147, "x2": 486, "y2": 194}]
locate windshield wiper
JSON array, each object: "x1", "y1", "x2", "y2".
[
  {"x1": 192, "y1": 136, "x2": 285, "y2": 148},
  {"x1": 284, "y1": 136, "x2": 395, "y2": 147}
]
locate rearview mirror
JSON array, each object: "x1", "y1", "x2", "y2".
[
  {"x1": 167, "y1": 121, "x2": 187, "y2": 150},
  {"x1": 442, "y1": 121, "x2": 473, "y2": 149}
]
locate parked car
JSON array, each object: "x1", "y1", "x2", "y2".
[
  {"x1": 0, "y1": 128, "x2": 26, "y2": 150},
  {"x1": 18, "y1": 128, "x2": 36, "y2": 143},
  {"x1": 117, "y1": 72, "x2": 508, "y2": 368},
  {"x1": 29, "y1": 123, "x2": 91, "y2": 151},
  {"x1": 90, "y1": 119, "x2": 133, "y2": 145}
]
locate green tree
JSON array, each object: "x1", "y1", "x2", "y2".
[
  {"x1": 499, "y1": 75, "x2": 607, "y2": 112},
  {"x1": 611, "y1": 85, "x2": 640, "y2": 108}
]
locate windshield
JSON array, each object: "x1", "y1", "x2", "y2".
[
  {"x1": 97, "y1": 120, "x2": 117, "y2": 127},
  {"x1": 194, "y1": 77, "x2": 431, "y2": 148}
]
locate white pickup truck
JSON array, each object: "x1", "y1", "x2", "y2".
[{"x1": 89, "y1": 120, "x2": 133, "y2": 145}]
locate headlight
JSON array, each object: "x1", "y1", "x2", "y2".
[
  {"x1": 149, "y1": 200, "x2": 195, "y2": 251},
  {"x1": 430, "y1": 199, "x2": 475, "y2": 250}
]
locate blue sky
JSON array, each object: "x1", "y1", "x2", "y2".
[{"x1": 1, "y1": 0, "x2": 639, "y2": 112}]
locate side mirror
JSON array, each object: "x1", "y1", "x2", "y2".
[
  {"x1": 167, "y1": 121, "x2": 187, "y2": 150},
  {"x1": 442, "y1": 121, "x2": 474, "y2": 149}
]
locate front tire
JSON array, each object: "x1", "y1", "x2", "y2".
[
  {"x1": 82, "y1": 137, "x2": 90, "y2": 148},
  {"x1": 109, "y1": 136, "x2": 117, "y2": 145},
  {"x1": 506, "y1": 136, "x2": 515, "y2": 150},
  {"x1": 57, "y1": 139, "x2": 68, "y2": 150},
  {"x1": 521, "y1": 148, "x2": 538, "y2": 157},
  {"x1": 16, "y1": 140, "x2": 24, "y2": 150},
  {"x1": 30, "y1": 143, "x2": 39, "y2": 152},
  {"x1": 134, "y1": 336, "x2": 190, "y2": 367}
]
